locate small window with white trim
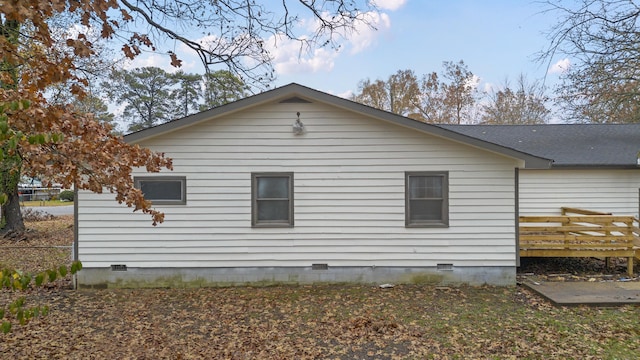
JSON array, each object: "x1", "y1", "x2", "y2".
[{"x1": 134, "y1": 176, "x2": 186, "y2": 205}]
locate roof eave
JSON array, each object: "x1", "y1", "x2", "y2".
[{"x1": 550, "y1": 164, "x2": 640, "y2": 169}]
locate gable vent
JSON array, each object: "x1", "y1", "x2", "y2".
[{"x1": 279, "y1": 96, "x2": 312, "y2": 103}]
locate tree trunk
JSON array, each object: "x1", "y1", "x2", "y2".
[
  {"x1": 0, "y1": 160, "x2": 25, "y2": 235},
  {"x1": 1, "y1": 182, "x2": 24, "y2": 234},
  {"x1": 1, "y1": 19, "x2": 25, "y2": 235}
]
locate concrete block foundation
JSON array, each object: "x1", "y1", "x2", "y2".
[{"x1": 76, "y1": 266, "x2": 516, "y2": 288}]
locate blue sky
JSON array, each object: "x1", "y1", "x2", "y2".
[
  {"x1": 126, "y1": 0, "x2": 570, "y2": 98},
  {"x1": 270, "y1": 0, "x2": 569, "y2": 97}
]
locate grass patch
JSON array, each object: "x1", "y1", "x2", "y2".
[{"x1": 20, "y1": 200, "x2": 73, "y2": 207}]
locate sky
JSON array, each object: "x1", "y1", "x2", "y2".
[{"x1": 124, "y1": 0, "x2": 570, "y2": 100}]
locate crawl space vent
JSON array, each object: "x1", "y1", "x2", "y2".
[
  {"x1": 111, "y1": 264, "x2": 128, "y2": 271},
  {"x1": 437, "y1": 263, "x2": 454, "y2": 271},
  {"x1": 312, "y1": 263, "x2": 329, "y2": 270}
]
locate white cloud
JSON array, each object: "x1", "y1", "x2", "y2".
[
  {"x1": 548, "y1": 58, "x2": 571, "y2": 74},
  {"x1": 348, "y1": 11, "x2": 391, "y2": 54},
  {"x1": 265, "y1": 34, "x2": 338, "y2": 75},
  {"x1": 63, "y1": 23, "x2": 91, "y2": 38},
  {"x1": 122, "y1": 52, "x2": 197, "y2": 73},
  {"x1": 371, "y1": 0, "x2": 407, "y2": 11},
  {"x1": 465, "y1": 74, "x2": 481, "y2": 90},
  {"x1": 122, "y1": 54, "x2": 164, "y2": 70},
  {"x1": 118, "y1": 9, "x2": 393, "y2": 78},
  {"x1": 483, "y1": 82, "x2": 497, "y2": 93},
  {"x1": 267, "y1": 9, "x2": 392, "y2": 75},
  {"x1": 336, "y1": 89, "x2": 354, "y2": 99}
]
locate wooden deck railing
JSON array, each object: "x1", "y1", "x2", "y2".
[{"x1": 519, "y1": 207, "x2": 639, "y2": 276}]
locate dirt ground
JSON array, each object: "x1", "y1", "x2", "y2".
[{"x1": 518, "y1": 256, "x2": 638, "y2": 282}]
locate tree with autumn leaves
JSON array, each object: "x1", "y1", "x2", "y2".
[
  {"x1": 352, "y1": 63, "x2": 551, "y2": 125},
  {"x1": 0, "y1": 16, "x2": 172, "y2": 233},
  {"x1": 0, "y1": 0, "x2": 373, "y2": 233}
]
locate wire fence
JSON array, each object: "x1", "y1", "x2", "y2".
[
  {"x1": 0, "y1": 245, "x2": 74, "y2": 274},
  {"x1": 18, "y1": 187, "x2": 61, "y2": 202}
]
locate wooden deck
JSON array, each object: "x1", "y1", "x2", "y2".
[{"x1": 519, "y1": 207, "x2": 640, "y2": 276}]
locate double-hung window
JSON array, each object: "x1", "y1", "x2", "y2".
[
  {"x1": 405, "y1": 172, "x2": 449, "y2": 227},
  {"x1": 252, "y1": 173, "x2": 294, "y2": 227},
  {"x1": 134, "y1": 176, "x2": 187, "y2": 205}
]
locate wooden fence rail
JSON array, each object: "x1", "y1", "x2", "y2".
[{"x1": 519, "y1": 209, "x2": 639, "y2": 276}]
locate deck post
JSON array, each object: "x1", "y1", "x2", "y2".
[
  {"x1": 625, "y1": 219, "x2": 634, "y2": 276},
  {"x1": 605, "y1": 219, "x2": 613, "y2": 269},
  {"x1": 562, "y1": 216, "x2": 570, "y2": 249}
]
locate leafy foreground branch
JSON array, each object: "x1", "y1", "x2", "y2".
[{"x1": 0, "y1": 261, "x2": 81, "y2": 333}]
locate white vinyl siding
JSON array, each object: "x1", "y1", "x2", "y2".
[
  {"x1": 519, "y1": 169, "x2": 640, "y2": 216},
  {"x1": 78, "y1": 101, "x2": 521, "y2": 268}
]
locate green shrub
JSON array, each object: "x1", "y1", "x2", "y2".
[{"x1": 59, "y1": 190, "x2": 74, "y2": 202}]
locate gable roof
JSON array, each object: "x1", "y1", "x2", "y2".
[
  {"x1": 125, "y1": 83, "x2": 551, "y2": 168},
  {"x1": 439, "y1": 124, "x2": 640, "y2": 168}
]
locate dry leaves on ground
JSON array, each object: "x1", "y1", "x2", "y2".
[
  {"x1": 0, "y1": 214, "x2": 74, "y2": 275},
  {"x1": 1, "y1": 284, "x2": 639, "y2": 359},
  {"x1": 1, "y1": 216, "x2": 639, "y2": 359}
]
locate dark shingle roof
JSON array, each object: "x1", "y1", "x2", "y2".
[{"x1": 439, "y1": 124, "x2": 640, "y2": 168}]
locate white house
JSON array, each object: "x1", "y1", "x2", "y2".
[
  {"x1": 441, "y1": 124, "x2": 640, "y2": 217},
  {"x1": 76, "y1": 84, "x2": 640, "y2": 288}
]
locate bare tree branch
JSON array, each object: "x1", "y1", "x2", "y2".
[{"x1": 539, "y1": 0, "x2": 640, "y2": 122}]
